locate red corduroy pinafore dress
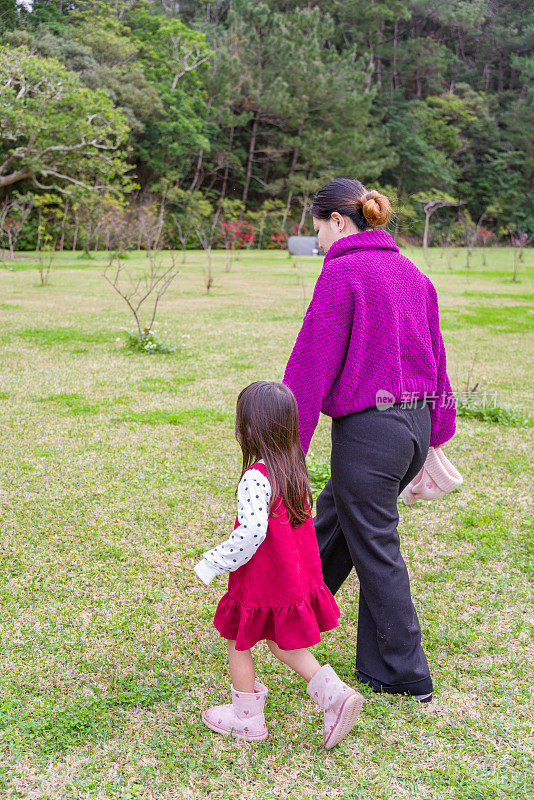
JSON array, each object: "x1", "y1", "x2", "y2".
[{"x1": 213, "y1": 462, "x2": 340, "y2": 651}]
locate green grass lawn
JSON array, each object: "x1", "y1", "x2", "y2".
[{"x1": 0, "y1": 246, "x2": 533, "y2": 799}]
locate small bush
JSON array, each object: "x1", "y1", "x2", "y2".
[
  {"x1": 307, "y1": 455, "x2": 331, "y2": 493},
  {"x1": 456, "y1": 393, "x2": 533, "y2": 427},
  {"x1": 120, "y1": 328, "x2": 176, "y2": 355}
]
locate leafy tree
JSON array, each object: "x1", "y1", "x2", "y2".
[
  {"x1": 200, "y1": 2, "x2": 392, "y2": 215},
  {"x1": 0, "y1": 192, "x2": 33, "y2": 261},
  {"x1": 0, "y1": 0, "x2": 20, "y2": 30},
  {"x1": 381, "y1": 97, "x2": 458, "y2": 197},
  {"x1": 412, "y1": 190, "x2": 463, "y2": 249},
  {"x1": 247, "y1": 199, "x2": 285, "y2": 250},
  {"x1": 14, "y1": 21, "x2": 164, "y2": 142},
  {"x1": 426, "y1": 85, "x2": 501, "y2": 217},
  {"x1": 129, "y1": 6, "x2": 211, "y2": 90},
  {"x1": 125, "y1": 3, "x2": 212, "y2": 184},
  {"x1": 0, "y1": 45, "x2": 133, "y2": 194}
]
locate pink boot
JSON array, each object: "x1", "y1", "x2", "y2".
[
  {"x1": 307, "y1": 664, "x2": 364, "y2": 749},
  {"x1": 202, "y1": 680, "x2": 268, "y2": 741}
]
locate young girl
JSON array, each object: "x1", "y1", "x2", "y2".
[{"x1": 194, "y1": 381, "x2": 364, "y2": 749}]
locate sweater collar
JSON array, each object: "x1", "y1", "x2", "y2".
[{"x1": 323, "y1": 230, "x2": 399, "y2": 264}]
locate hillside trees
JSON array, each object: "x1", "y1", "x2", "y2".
[
  {"x1": 0, "y1": 0, "x2": 532, "y2": 240},
  {"x1": 196, "y1": 2, "x2": 393, "y2": 216}
]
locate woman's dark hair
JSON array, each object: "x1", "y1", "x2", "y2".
[
  {"x1": 310, "y1": 177, "x2": 391, "y2": 230},
  {"x1": 235, "y1": 381, "x2": 313, "y2": 527}
]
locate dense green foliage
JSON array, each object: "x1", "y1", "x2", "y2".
[{"x1": 1, "y1": 0, "x2": 533, "y2": 242}]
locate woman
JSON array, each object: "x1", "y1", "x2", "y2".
[{"x1": 283, "y1": 178, "x2": 456, "y2": 703}]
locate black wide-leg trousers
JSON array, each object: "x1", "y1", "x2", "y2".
[{"x1": 314, "y1": 399, "x2": 433, "y2": 695}]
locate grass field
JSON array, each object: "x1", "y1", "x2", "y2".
[{"x1": 0, "y1": 246, "x2": 533, "y2": 800}]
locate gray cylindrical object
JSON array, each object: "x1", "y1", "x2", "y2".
[{"x1": 287, "y1": 236, "x2": 320, "y2": 255}]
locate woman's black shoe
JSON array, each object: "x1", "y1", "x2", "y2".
[
  {"x1": 355, "y1": 670, "x2": 433, "y2": 703},
  {"x1": 411, "y1": 692, "x2": 433, "y2": 703}
]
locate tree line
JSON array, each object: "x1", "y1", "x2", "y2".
[{"x1": 1, "y1": 0, "x2": 532, "y2": 249}]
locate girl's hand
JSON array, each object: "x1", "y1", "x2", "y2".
[{"x1": 194, "y1": 559, "x2": 218, "y2": 585}]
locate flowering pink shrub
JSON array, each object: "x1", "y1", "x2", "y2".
[
  {"x1": 479, "y1": 226, "x2": 493, "y2": 243},
  {"x1": 220, "y1": 219, "x2": 256, "y2": 249},
  {"x1": 267, "y1": 229, "x2": 286, "y2": 249}
]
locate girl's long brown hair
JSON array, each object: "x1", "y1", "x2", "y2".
[{"x1": 235, "y1": 381, "x2": 313, "y2": 527}]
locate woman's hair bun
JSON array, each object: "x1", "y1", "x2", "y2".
[
  {"x1": 360, "y1": 190, "x2": 391, "y2": 227},
  {"x1": 309, "y1": 178, "x2": 392, "y2": 231}
]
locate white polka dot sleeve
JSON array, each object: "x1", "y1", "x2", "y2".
[{"x1": 194, "y1": 468, "x2": 272, "y2": 586}]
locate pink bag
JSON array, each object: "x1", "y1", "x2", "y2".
[{"x1": 400, "y1": 447, "x2": 463, "y2": 505}]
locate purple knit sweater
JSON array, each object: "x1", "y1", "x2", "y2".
[{"x1": 283, "y1": 230, "x2": 457, "y2": 455}]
